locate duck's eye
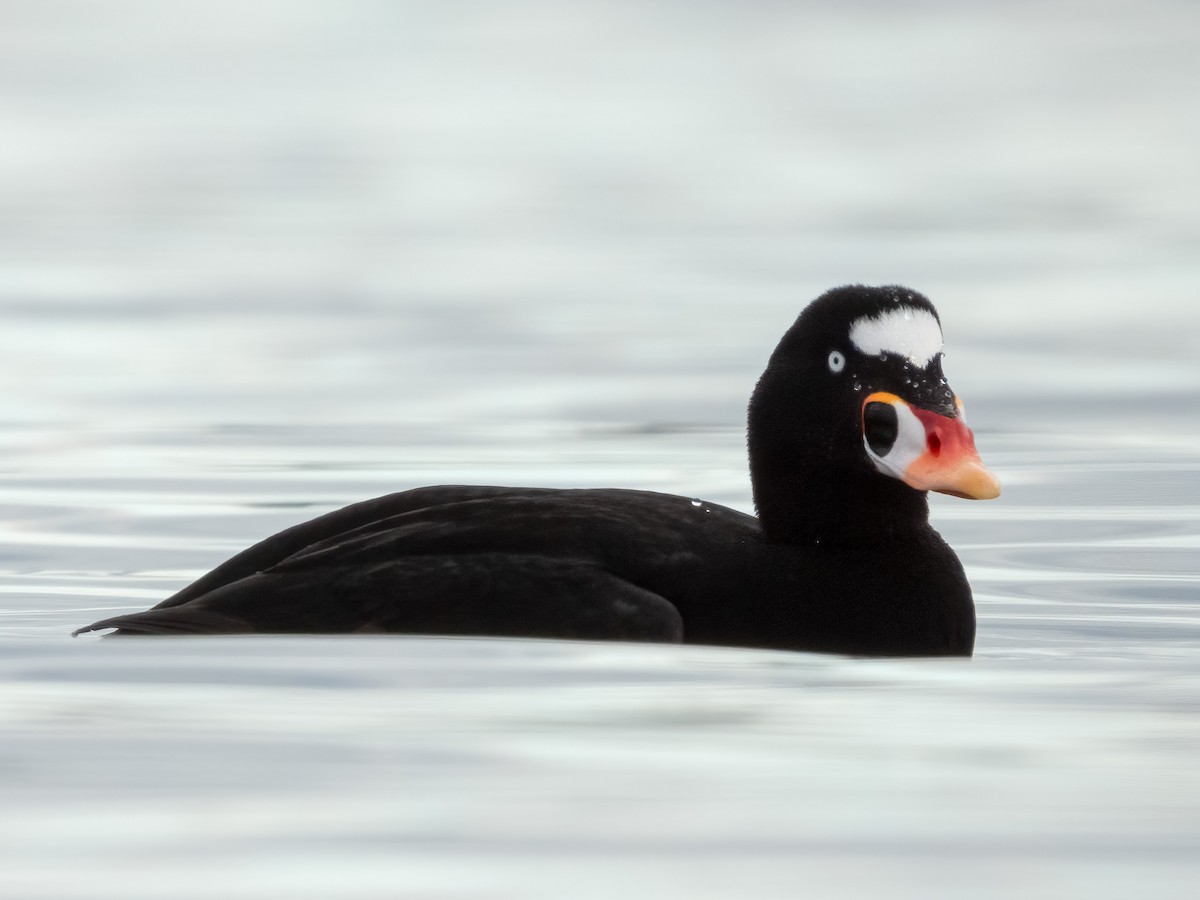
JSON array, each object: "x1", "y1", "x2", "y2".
[
  {"x1": 863, "y1": 401, "x2": 898, "y2": 456},
  {"x1": 827, "y1": 350, "x2": 846, "y2": 373}
]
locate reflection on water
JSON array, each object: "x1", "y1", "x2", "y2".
[
  {"x1": 2, "y1": 0, "x2": 1199, "y2": 897},
  {"x1": 3, "y1": 636, "x2": 1199, "y2": 899}
]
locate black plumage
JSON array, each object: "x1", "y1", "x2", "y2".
[{"x1": 75, "y1": 285, "x2": 997, "y2": 656}]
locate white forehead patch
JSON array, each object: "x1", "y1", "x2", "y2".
[{"x1": 849, "y1": 307, "x2": 943, "y2": 367}]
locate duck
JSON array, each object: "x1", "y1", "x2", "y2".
[{"x1": 74, "y1": 284, "x2": 999, "y2": 656}]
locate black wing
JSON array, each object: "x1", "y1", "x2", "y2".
[{"x1": 74, "y1": 486, "x2": 755, "y2": 639}]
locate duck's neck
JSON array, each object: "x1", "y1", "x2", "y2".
[{"x1": 750, "y1": 458, "x2": 930, "y2": 546}]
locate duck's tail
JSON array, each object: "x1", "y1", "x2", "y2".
[{"x1": 72, "y1": 607, "x2": 253, "y2": 636}]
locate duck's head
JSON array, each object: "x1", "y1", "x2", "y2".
[{"x1": 748, "y1": 285, "x2": 999, "y2": 539}]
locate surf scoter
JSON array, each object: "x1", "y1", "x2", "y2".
[{"x1": 74, "y1": 284, "x2": 999, "y2": 656}]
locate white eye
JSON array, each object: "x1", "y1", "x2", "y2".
[{"x1": 827, "y1": 350, "x2": 846, "y2": 373}]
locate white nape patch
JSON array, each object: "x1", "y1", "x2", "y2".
[{"x1": 849, "y1": 307, "x2": 943, "y2": 367}]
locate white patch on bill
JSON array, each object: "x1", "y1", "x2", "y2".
[{"x1": 849, "y1": 307, "x2": 943, "y2": 367}]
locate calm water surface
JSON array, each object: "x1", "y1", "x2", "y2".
[{"x1": 2, "y1": 2, "x2": 1199, "y2": 898}]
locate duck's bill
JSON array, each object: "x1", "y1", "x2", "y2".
[{"x1": 861, "y1": 392, "x2": 1001, "y2": 500}]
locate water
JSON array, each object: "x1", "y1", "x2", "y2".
[{"x1": 2, "y1": 1, "x2": 1199, "y2": 897}]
